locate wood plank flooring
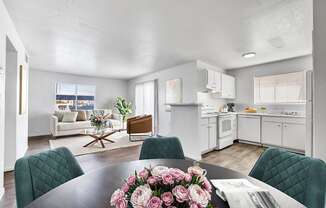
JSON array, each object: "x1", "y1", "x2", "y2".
[{"x1": 0, "y1": 136, "x2": 264, "y2": 208}]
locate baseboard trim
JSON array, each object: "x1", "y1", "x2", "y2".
[
  {"x1": 4, "y1": 166, "x2": 14, "y2": 172},
  {"x1": 28, "y1": 134, "x2": 51, "y2": 140},
  {"x1": 0, "y1": 187, "x2": 4, "y2": 199}
]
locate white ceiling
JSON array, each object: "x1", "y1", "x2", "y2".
[{"x1": 4, "y1": 0, "x2": 312, "y2": 79}]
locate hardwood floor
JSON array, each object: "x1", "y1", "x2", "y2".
[{"x1": 0, "y1": 136, "x2": 264, "y2": 208}]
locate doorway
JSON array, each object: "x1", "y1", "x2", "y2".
[
  {"x1": 4, "y1": 37, "x2": 18, "y2": 171},
  {"x1": 135, "y1": 80, "x2": 158, "y2": 134}
]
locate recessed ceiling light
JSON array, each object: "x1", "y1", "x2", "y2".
[{"x1": 242, "y1": 52, "x2": 256, "y2": 58}]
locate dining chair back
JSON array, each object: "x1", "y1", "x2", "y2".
[
  {"x1": 139, "y1": 136, "x2": 185, "y2": 160},
  {"x1": 15, "y1": 147, "x2": 84, "y2": 208},
  {"x1": 249, "y1": 147, "x2": 326, "y2": 208}
]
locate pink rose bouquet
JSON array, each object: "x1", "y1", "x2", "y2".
[{"x1": 110, "y1": 165, "x2": 213, "y2": 208}]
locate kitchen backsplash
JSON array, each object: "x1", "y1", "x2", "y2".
[{"x1": 234, "y1": 103, "x2": 306, "y2": 116}]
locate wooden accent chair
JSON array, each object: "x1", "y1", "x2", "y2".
[{"x1": 127, "y1": 115, "x2": 153, "y2": 141}]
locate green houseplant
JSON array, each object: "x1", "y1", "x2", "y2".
[{"x1": 114, "y1": 97, "x2": 133, "y2": 127}]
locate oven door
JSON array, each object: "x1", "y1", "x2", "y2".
[{"x1": 219, "y1": 116, "x2": 233, "y2": 137}]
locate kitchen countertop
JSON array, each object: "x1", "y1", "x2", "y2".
[{"x1": 201, "y1": 112, "x2": 305, "y2": 118}]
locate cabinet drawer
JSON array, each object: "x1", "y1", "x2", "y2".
[
  {"x1": 283, "y1": 117, "x2": 305, "y2": 124},
  {"x1": 199, "y1": 118, "x2": 209, "y2": 126},
  {"x1": 208, "y1": 117, "x2": 217, "y2": 124},
  {"x1": 262, "y1": 116, "x2": 283, "y2": 123}
]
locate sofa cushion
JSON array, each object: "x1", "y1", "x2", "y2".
[
  {"x1": 76, "y1": 111, "x2": 87, "y2": 121},
  {"x1": 62, "y1": 112, "x2": 78, "y2": 122},
  {"x1": 57, "y1": 121, "x2": 91, "y2": 131},
  {"x1": 54, "y1": 111, "x2": 68, "y2": 122}
]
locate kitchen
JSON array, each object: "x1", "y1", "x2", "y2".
[{"x1": 170, "y1": 56, "x2": 312, "y2": 160}]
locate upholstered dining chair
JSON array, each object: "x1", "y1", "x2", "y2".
[
  {"x1": 139, "y1": 136, "x2": 185, "y2": 160},
  {"x1": 249, "y1": 148, "x2": 326, "y2": 208},
  {"x1": 15, "y1": 147, "x2": 84, "y2": 208}
]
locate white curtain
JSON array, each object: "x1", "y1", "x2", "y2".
[{"x1": 135, "y1": 80, "x2": 157, "y2": 133}]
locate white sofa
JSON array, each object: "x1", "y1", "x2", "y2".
[{"x1": 50, "y1": 109, "x2": 121, "y2": 137}]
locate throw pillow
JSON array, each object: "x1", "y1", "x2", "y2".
[
  {"x1": 76, "y1": 111, "x2": 87, "y2": 121},
  {"x1": 62, "y1": 112, "x2": 78, "y2": 122},
  {"x1": 54, "y1": 111, "x2": 66, "y2": 122}
]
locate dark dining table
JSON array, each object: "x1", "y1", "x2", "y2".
[{"x1": 26, "y1": 159, "x2": 305, "y2": 208}]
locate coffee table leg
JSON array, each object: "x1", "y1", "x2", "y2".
[
  {"x1": 83, "y1": 139, "x2": 98, "y2": 147},
  {"x1": 102, "y1": 138, "x2": 115, "y2": 143},
  {"x1": 99, "y1": 139, "x2": 105, "y2": 148}
]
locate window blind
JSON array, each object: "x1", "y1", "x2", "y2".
[{"x1": 254, "y1": 71, "x2": 305, "y2": 104}]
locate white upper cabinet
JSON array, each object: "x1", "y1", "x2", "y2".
[
  {"x1": 198, "y1": 69, "x2": 221, "y2": 93},
  {"x1": 221, "y1": 74, "x2": 235, "y2": 99}
]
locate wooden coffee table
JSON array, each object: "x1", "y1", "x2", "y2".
[{"x1": 82, "y1": 128, "x2": 125, "y2": 148}]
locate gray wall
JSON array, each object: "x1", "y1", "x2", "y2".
[
  {"x1": 313, "y1": 0, "x2": 326, "y2": 161},
  {"x1": 127, "y1": 62, "x2": 199, "y2": 135},
  {"x1": 28, "y1": 69, "x2": 128, "y2": 137},
  {"x1": 227, "y1": 55, "x2": 313, "y2": 106},
  {"x1": 127, "y1": 61, "x2": 226, "y2": 136}
]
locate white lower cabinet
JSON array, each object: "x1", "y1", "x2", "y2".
[
  {"x1": 262, "y1": 117, "x2": 282, "y2": 146},
  {"x1": 238, "y1": 115, "x2": 261, "y2": 143},
  {"x1": 283, "y1": 122, "x2": 305, "y2": 151},
  {"x1": 199, "y1": 117, "x2": 217, "y2": 153},
  {"x1": 261, "y1": 116, "x2": 305, "y2": 151}
]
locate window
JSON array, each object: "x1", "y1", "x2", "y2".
[
  {"x1": 56, "y1": 83, "x2": 96, "y2": 110},
  {"x1": 254, "y1": 71, "x2": 305, "y2": 104}
]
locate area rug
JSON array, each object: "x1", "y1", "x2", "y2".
[{"x1": 49, "y1": 132, "x2": 143, "y2": 156}]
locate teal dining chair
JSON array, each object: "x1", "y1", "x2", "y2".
[
  {"x1": 15, "y1": 147, "x2": 84, "y2": 208},
  {"x1": 249, "y1": 147, "x2": 326, "y2": 208},
  {"x1": 139, "y1": 136, "x2": 185, "y2": 160}
]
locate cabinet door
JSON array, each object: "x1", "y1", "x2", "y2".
[
  {"x1": 206, "y1": 70, "x2": 215, "y2": 90},
  {"x1": 199, "y1": 124, "x2": 209, "y2": 152},
  {"x1": 208, "y1": 124, "x2": 217, "y2": 149},
  {"x1": 262, "y1": 121, "x2": 282, "y2": 146},
  {"x1": 238, "y1": 116, "x2": 261, "y2": 143},
  {"x1": 283, "y1": 123, "x2": 305, "y2": 151},
  {"x1": 214, "y1": 71, "x2": 221, "y2": 92},
  {"x1": 221, "y1": 74, "x2": 235, "y2": 98}
]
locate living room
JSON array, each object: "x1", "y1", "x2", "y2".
[{"x1": 1, "y1": 0, "x2": 326, "y2": 208}]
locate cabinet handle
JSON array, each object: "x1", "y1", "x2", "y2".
[
  {"x1": 284, "y1": 125, "x2": 287, "y2": 128},
  {"x1": 277, "y1": 124, "x2": 281, "y2": 127}
]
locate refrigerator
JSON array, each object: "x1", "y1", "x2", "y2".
[{"x1": 305, "y1": 70, "x2": 313, "y2": 157}]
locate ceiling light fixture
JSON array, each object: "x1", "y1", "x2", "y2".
[{"x1": 242, "y1": 52, "x2": 256, "y2": 58}]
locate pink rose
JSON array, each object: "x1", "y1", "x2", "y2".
[
  {"x1": 169, "y1": 168, "x2": 185, "y2": 182},
  {"x1": 147, "y1": 176, "x2": 157, "y2": 185},
  {"x1": 115, "y1": 198, "x2": 128, "y2": 208},
  {"x1": 152, "y1": 166, "x2": 169, "y2": 177},
  {"x1": 162, "y1": 173, "x2": 174, "y2": 185},
  {"x1": 121, "y1": 183, "x2": 129, "y2": 193},
  {"x1": 187, "y1": 166, "x2": 205, "y2": 176},
  {"x1": 127, "y1": 175, "x2": 136, "y2": 186},
  {"x1": 161, "y1": 192, "x2": 174, "y2": 206},
  {"x1": 184, "y1": 173, "x2": 192, "y2": 182},
  {"x1": 203, "y1": 178, "x2": 212, "y2": 193},
  {"x1": 172, "y1": 185, "x2": 189, "y2": 203},
  {"x1": 139, "y1": 169, "x2": 149, "y2": 179},
  {"x1": 110, "y1": 189, "x2": 125, "y2": 206},
  {"x1": 189, "y1": 202, "x2": 200, "y2": 208},
  {"x1": 188, "y1": 184, "x2": 209, "y2": 208},
  {"x1": 147, "y1": 196, "x2": 163, "y2": 208},
  {"x1": 130, "y1": 185, "x2": 152, "y2": 208}
]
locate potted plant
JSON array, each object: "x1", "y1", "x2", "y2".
[{"x1": 115, "y1": 96, "x2": 132, "y2": 128}]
